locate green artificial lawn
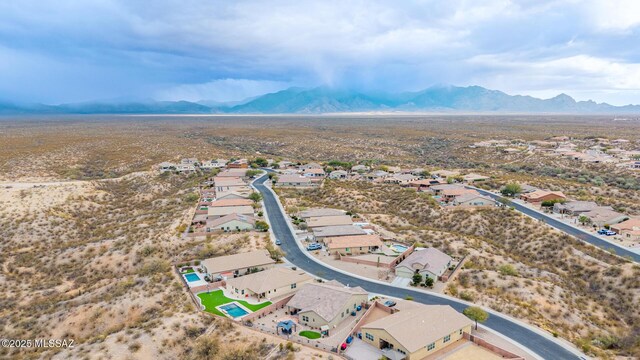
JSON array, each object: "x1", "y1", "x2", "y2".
[
  {"x1": 181, "y1": 268, "x2": 195, "y2": 274},
  {"x1": 299, "y1": 331, "x2": 321, "y2": 339},
  {"x1": 197, "y1": 290, "x2": 272, "y2": 317}
]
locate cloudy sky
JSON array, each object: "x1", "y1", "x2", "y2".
[{"x1": 1, "y1": 0, "x2": 640, "y2": 105}]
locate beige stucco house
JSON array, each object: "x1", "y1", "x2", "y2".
[
  {"x1": 287, "y1": 281, "x2": 368, "y2": 333},
  {"x1": 395, "y1": 248, "x2": 452, "y2": 281},
  {"x1": 225, "y1": 267, "x2": 314, "y2": 300},
  {"x1": 360, "y1": 304, "x2": 472, "y2": 360},
  {"x1": 201, "y1": 250, "x2": 275, "y2": 277}
]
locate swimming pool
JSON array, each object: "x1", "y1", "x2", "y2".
[
  {"x1": 220, "y1": 303, "x2": 249, "y2": 318},
  {"x1": 391, "y1": 244, "x2": 408, "y2": 253},
  {"x1": 184, "y1": 273, "x2": 201, "y2": 282}
]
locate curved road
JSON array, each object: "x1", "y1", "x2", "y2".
[
  {"x1": 254, "y1": 174, "x2": 581, "y2": 360},
  {"x1": 471, "y1": 188, "x2": 640, "y2": 262}
]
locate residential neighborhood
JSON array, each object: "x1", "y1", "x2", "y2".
[{"x1": 164, "y1": 154, "x2": 640, "y2": 359}]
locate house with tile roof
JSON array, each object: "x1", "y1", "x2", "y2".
[
  {"x1": 395, "y1": 248, "x2": 452, "y2": 281},
  {"x1": 360, "y1": 304, "x2": 472, "y2": 360},
  {"x1": 225, "y1": 267, "x2": 314, "y2": 300},
  {"x1": 286, "y1": 281, "x2": 368, "y2": 332}
]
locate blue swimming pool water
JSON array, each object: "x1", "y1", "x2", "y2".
[
  {"x1": 392, "y1": 244, "x2": 408, "y2": 253},
  {"x1": 220, "y1": 303, "x2": 249, "y2": 318},
  {"x1": 185, "y1": 273, "x2": 201, "y2": 282}
]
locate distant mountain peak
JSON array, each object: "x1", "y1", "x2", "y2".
[{"x1": 2, "y1": 85, "x2": 639, "y2": 114}]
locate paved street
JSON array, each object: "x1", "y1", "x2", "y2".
[{"x1": 254, "y1": 174, "x2": 582, "y2": 360}]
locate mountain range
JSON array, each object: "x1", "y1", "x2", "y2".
[{"x1": 3, "y1": 85, "x2": 640, "y2": 114}]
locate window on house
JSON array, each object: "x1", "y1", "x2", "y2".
[
  {"x1": 291, "y1": 283, "x2": 297, "y2": 289},
  {"x1": 302, "y1": 316, "x2": 309, "y2": 322},
  {"x1": 444, "y1": 335, "x2": 451, "y2": 343},
  {"x1": 459, "y1": 329, "x2": 463, "y2": 335},
  {"x1": 427, "y1": 342, "x2": 435, "y2": 351},
  {"x1": 365, "y1": 333, "x2": 374, "y2": 341}
]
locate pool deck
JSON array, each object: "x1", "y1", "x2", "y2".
[
  {"x1": 183, "y1": 272, "x2": 208, "y2": 288},
  {"x1": 215, "y1": 301, "x2": 252, "y2": 320}
]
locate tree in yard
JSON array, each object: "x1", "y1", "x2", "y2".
[
  {"x1": 578, "y1": 215, "x2": 591, "y2": 226},
  {"x1": 501, "y1": 183, "x2": 522, "y2": 197},
  {"x1": 423, "y1": 276, "x2": 434, "y2": 288},
  {"x1": 245, "y1": 169, "x2": 261, "y2": 177},
  {"x1": 249, "y1": 192, "x2": 263, "y2": 203},
  {"x1": 411, "y1": 272, "x2": 423, "y2": 286},
  {"x1": 252, "y1": 157, "x2": 269, "y2": 167},
  {"x1": 463, "y1": 306, "x2": 489, "y2": 330},
  {"x1": 255, "y1": 221, "x2": 269, "y2": 232}
]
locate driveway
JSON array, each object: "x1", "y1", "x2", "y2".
[
  {"x1": 391, "y1": 276, "x2": 411, "y2": 287},
  {"x1": 344, "y1": 338, "x2": 384, "y2": 360},
  {"x1": 254, "y1": 174, "x2": 582, "y2": 360}
]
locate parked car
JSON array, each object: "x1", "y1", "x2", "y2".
[
  {"x1": 598, "y1": 229, "x2": 616, "y2": 236},
  {"x1": 275, "y1": 239, "x2": 282, "y2": 245},
  {"x1": 384, "y1": 300, "x2": 396, "y2": 307},
  {"x1": 306, "y1": 243, "x2": 322, "y2": 251}
]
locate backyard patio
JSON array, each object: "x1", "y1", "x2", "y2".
[{"x1": 197, "y1": 289, "x2": 272, "y2": 317}]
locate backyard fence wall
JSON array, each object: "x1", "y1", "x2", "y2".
[
  {"x1": 463, "y1": 333, "x2": 525, "y2": 360},
  {"x1": 440, "y1": 254, "x2": 467, "y2": 282},
  {"x1": 242, "y1": 294, "x2": 295, "y2": 322},
  {"x1": 337, "y1": 243, "x2": 415, "y2": 269}
]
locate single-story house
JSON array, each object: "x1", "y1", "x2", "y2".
[
  {"x1": 227, "y1": 159, "x2": 249, "y2": 168},
  {"x1": 209, "y1": 198, "x2": 254, "y2": 207},
  {"x1": 408, "y1": 178, "x2": 446, "y2": 191},
  {"x1": 351, "y1": 164, "x2": 369, "y2": 172},
  {"x1": 430, "y1": 184, "x2": 466, "y2": 196},
  {"x1": 217, "y1": 168, "x2": 250, "y2": 177},
  {"x1": 395, "y1": 248, "x2": 452, "y2": 281},
  {"x1": 226, "y1": 267, "x2": 313, "y2": 300},
  {"x1": 437, "y1": 186, "x2": 479, "y2": 203},
  {"x1": 176, "y1": 164, "x2": 196, "y2": 173},
  {"x1": 216, "y1": 188, "x2": 253, "y2": 199},
  {"x1": 306, "y1": 215, "x2": 353, "y2": 228},
  {"x1": 365, "y1": 170, "x2": 389, "y2": 181},
  {"x1": 324, "y1": 234, "x2": 384, "y2": 255},
  {"x1": 300, "y1": 162, "x2": 323, "y2": 171},
  {"x1": 207, "y1": 205, "x2": 254, "y2": 219},
  {"x1": 299, "y1": 208, "x2": 347, "y2": 220},
  {"x1": 206, "y1": 213, "x2": 255, "y2": 232},
  {"x1": 520, "y1": 190, "x2": 566, "y2": 204},
  {"x1": 383, "y1": 174, "x2": 420, "y2": 185},
  {"x1": 313, "y1": 225, "x2": 368, "y2": 241},
  {"x1": 287, "y1": 281, "x2": 368, "y2": 331},
  {"x1": 386, "y1": 166, "x2": 402, "y2": 174},
  {"x1": 200, "y1": 159, "x2": 228, "y2": 170},
  {"x1": 582, "y1": 208, "x2": 629, "y2": 228},
  {"x1": 302, "y1": 168, "x2": 326, "y2": 178},
  {"x1": 201, "y1": 250, "x2": 276, "y2": 277},
  {"x1": 611, "y1": 218, "x2": 640, "y2": 240},
  {"x1": 328, "y1": 170, "x2": 348, "y2": 179},
  {"x1": 360, "y1": 304, "x2": 472, "y2": 360},
  {"x1": 216, "y1": 192, "x2": 250, "y2": 200},
  {"x1": 213, "y1": 177, "x2": 247, "y2": 192},
  {"x1": 275, "y1": 175, "x2": 314, "y2": 187},
  {"x1": 553, "y1": 201, "x2": 608, "y2": 215},
  {"x1": 462, "y1": 173, "x2": 490, "y2": 183},
  {"x1": 452, "y1": 193, "x2": 498, "y2": 207}
]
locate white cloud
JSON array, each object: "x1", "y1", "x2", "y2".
[
  {"x1": 155, "y1": 79, "x2": 293, "y2": 102},
  {"x1": 1, "y1": 0, "x2": 640, "y2": 104}
]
